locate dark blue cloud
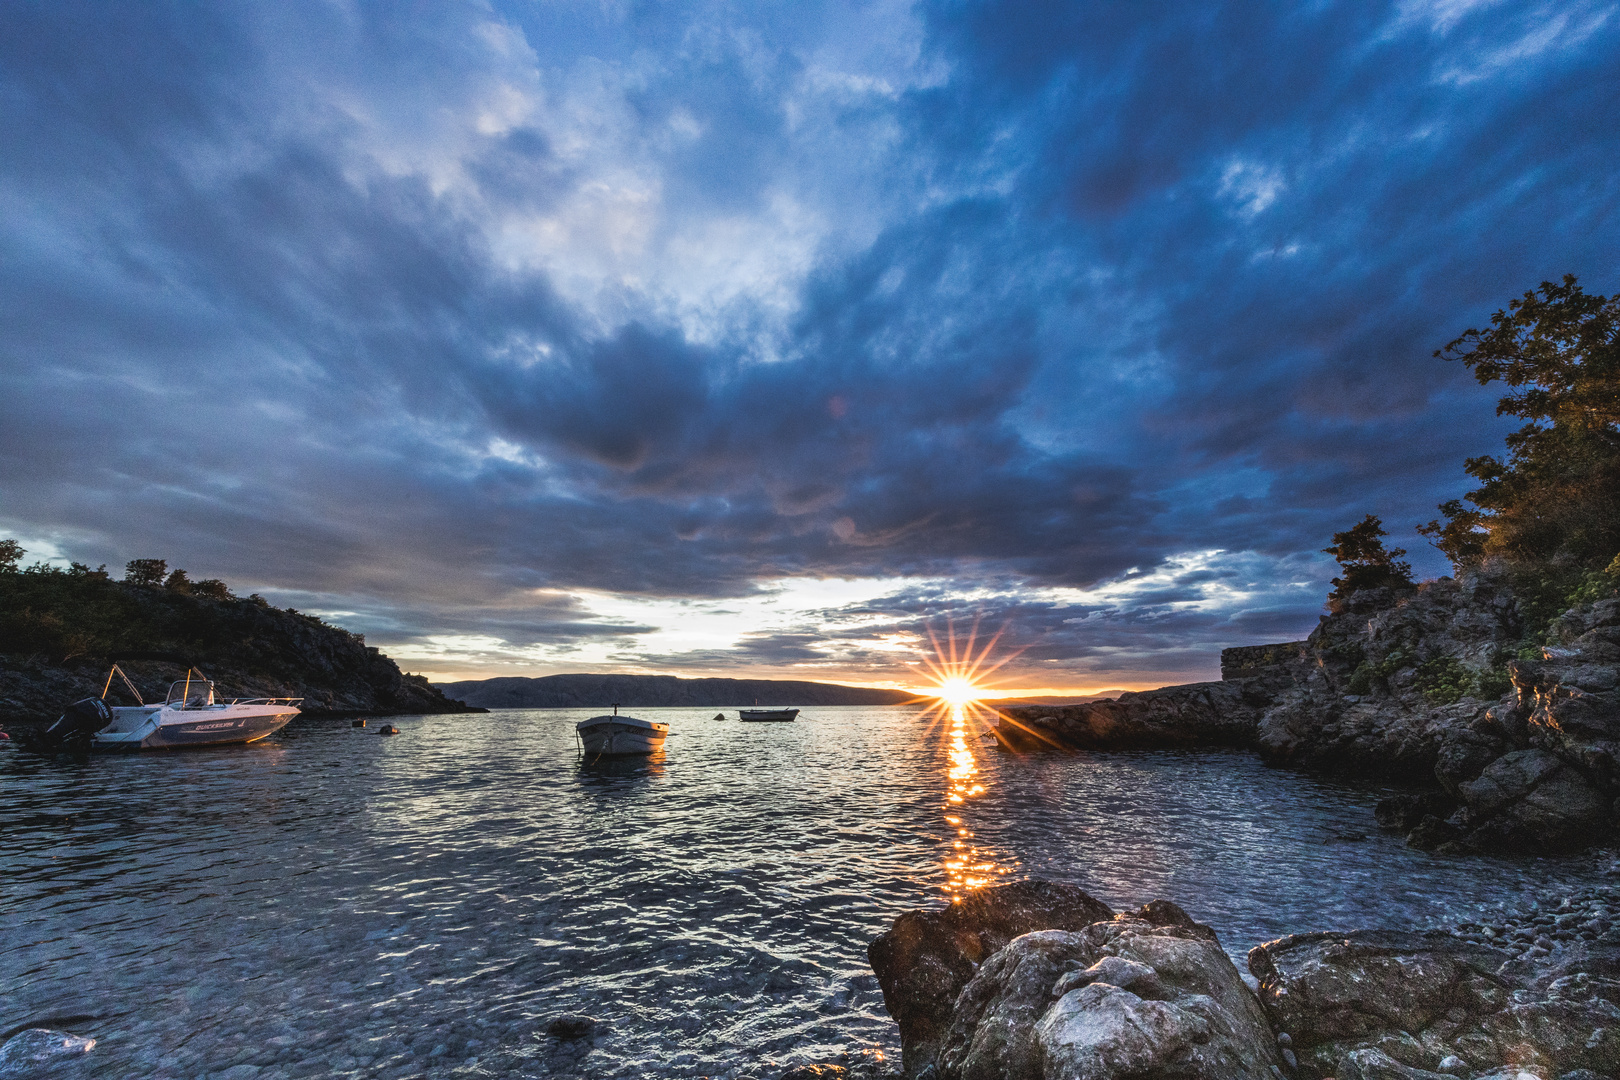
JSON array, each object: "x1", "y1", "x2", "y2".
[{"x1": 1, "y1": 0, "x2": 1616, "y2": 683}]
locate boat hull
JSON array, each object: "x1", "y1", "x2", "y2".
[
  {"x1": 738, "y1": 709, "x2": 799, "y2": 722},
  {"x1": 576, "y1": 718, "x2": 668, "y2": 756},
  {"x1": 93, "y1": 705, "x2": 298, "y2": 751}
]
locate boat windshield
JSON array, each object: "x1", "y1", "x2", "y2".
[{"x1": 166, "y1": 677, "x2": 216, "y2": 708}]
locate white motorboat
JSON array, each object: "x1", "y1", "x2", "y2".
[
  {"x1": 576, "y1": 705, "x2": 668, "y2": 756},
  {"x1": 31, "y1": 667, "x2": 301, "y2": 753},
  {"x1": 738, "y1": 708, "x2": 799, "y2": 722}
]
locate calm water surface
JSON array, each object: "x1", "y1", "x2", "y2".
[{"x1": 3, "y1": 705, "x2": 1613, "y2": 1079}]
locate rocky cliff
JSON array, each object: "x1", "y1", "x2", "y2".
[
  {"x1": 0, "y1": 573, "x2": 479, "y2": 721},
  {"x1": 996, "y1": 565, "x2": 1620, "y2": 855}
]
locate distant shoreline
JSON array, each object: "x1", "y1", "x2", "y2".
[{"x1": 433, "y1": 672, "x2": 1126, "y2": 711}]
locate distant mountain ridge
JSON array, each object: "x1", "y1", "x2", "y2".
[{"x1": 434, "y1": 673, "x2": 917, "y2": 709}]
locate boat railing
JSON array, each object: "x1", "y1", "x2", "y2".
[{"x1": 227, "y1": 697, "x2": 304, "y2": 706}]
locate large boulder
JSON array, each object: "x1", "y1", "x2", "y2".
[
  {"x1": 1447, "y1": 749, "x2": 1611, "y2": 853},
  {"x1": 868, "y1": 881, "x2": 1115, "y2": 1075},
  {"x1": 871, "y1": 884, "x2": 1279, "y2": 1079},
  {"x1": 1249, "y1": 930, "x2": 1620, "y2": 1079},
  {"x1": 941, "y1": 910, "x2": 1278, "y2": 1080}
]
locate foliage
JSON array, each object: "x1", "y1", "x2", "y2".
[
  {"x1": 193, "y1": 578, "x2": 233, "y2": 601},
  {"x1": 1422, "y1": 276, "x2": 1620, "y2": 568},
  {"x1": 1414, "y1": 656, "x2": 1473, "y2": 705},
  {"x1": 1476, "y1": 666, "x2": 1513, "y2": 700},
  {"x1": 1324, "y1": 515, "x2": 1414, "y2": 601},
  {"x1": 0, "y1": 538, "x2": 312, "y2": 666},
  {"x1": 124, "y1": 558, "x2": 168, "y2": 586},
  {"x1": 0, "y1": 539, "x2": 22, "y2": 571}
]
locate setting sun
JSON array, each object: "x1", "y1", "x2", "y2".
[{"x1": 932, "y1": 677, "x2": 983, "y2": 705}]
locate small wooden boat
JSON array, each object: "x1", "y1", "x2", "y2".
[
  {"x1": 738, "y1": 708, "x2": 799, "y2": 722},
  {"x1": 576, "y1": 705, "x2": 668, "y2": 756}
]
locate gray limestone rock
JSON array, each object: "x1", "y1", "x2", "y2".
[
  {"x1": 934, "y1": 912, "x2": 1279, "y2": 1080},
  {"x1": 1449, "y1": 750, "x2": 1611, "y2": 853},
  {"x1": 1248, "y1": 929, "x2": 1620, "y2": 1079},
  {"x1": 867, "y1": 881, "x2": 1114, "y2": 1076}
]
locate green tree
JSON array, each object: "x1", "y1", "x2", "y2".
[
  {"x1": 1325, "y1": 515, "x2": 1414, "y2": 601},
  {"x1": 0, "y1": 539, "x2": 22, "y2": 572},
  {"x1": 124, "y1": 558, "x2": 168, "y2": 586},
  {"x1": 164, "y1": 568, "x2": 192, "y2": 593},
  {"x1": 192, "y1": 578, "x2": 233, "y2": 600},
  {"x1": 1421, "y1": 275, "x2": 1620, "y2": 567}
]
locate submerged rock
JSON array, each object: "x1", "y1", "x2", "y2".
[
  {"x1": 0, "y1": 1029, "x2": 96, "y2": 1075},
  {"x1": 543, "y1": 1013, "x2": 597, "y2": 1039}
]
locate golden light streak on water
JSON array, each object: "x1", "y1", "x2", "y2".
[{"x1": 915, "y1": 617, "x2": 1027, "y2": 901}]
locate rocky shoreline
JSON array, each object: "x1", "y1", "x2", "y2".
[
  {"x1": 854, "y1": 879, "x2": 1620, "y2": 1080},
  {"x1": 996, "y1": 567, "x2": 1620, "y2": 858}
]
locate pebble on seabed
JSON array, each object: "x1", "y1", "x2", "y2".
[{"x1": 1449, "y1": 862, "x2": 1620, "y2": 963}]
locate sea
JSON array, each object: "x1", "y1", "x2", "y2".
[{"x1": 4, "y1": 704, "x2": 1615, "y2": 1079}]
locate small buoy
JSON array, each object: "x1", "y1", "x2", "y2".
[
  {"x1": 712, "y1": 713, "x2": 725, "y2": 721},
  {"x1": 378, "y1": 724, "x2": 400, "y2": 735},
  {"x1": 351, "y1": 719, "x2": 367, "y2": 728}
]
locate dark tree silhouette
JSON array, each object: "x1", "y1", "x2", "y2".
[
  {"x1": 1325, "y1": 515, "x2": 1414, "y2": 601},
  {"x1": 1422, "y1": 275, "x2": 1620, "y2": 568},
  {"x1": 123, "y1": 559, "x2": 168, "y2": 586}
]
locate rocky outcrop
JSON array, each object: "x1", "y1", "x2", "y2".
[
  {"x1": 870, "y1": 882, "x2": 1620, "y2": 1080},
  {"x1": 993, "y1": 564, "x2": 1620, "y2": 856},
  {"x1": 938, "y1": 912, "x2": 1279, "y2": 1080},
  {"x1": 867, "y1": 881, "x2": 1115, "y2": 1073},
  {"x1": 1248, "y1": 929, "x2": 1620, "y2": 1080},
  {"x1": 994, "y1": 681, "x2": 1271, "y2": 752},
  {"x1": 870, "y1": 883, "x2": 1277, "y2": 1079},
  {"x1": 1253, "y1": 576, "x2": 1618, "y2": 854}
]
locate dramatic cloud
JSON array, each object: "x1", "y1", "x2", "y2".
[{"x1": 2, "y1": 1, "x2": 1615, "y2": 687}]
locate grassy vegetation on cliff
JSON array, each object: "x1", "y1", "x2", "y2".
[
  {"x1": 0, "y1": 543, "x2": 472, "y2": 718},
  {"x1": 0, "y1": 548, "x2": 362, "y2": 668}
]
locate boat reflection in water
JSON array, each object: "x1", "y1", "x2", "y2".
[{"x1": 576, "y1": 746, "x2": 668, "y2": 784}]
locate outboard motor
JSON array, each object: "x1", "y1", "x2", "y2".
[{"x1": 27, "y1": 697, "x2": 113, "y2": 754}]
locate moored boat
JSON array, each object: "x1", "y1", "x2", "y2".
[
  {"x1": 576, "y1": 705, "x2": 668, "y2": 756},
  {"x1": 27, "y1": 667, "x2": 301, "y2": 753},
  {"x1": 738, "y1": 708, "x2": 799, "y2": 722}
]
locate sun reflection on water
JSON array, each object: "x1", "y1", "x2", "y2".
[{"x1": 917, "y1": 620, "x2": 1023, "y2": 901}]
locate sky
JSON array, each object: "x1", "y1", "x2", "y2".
[{"x1": 2, "y1": 1, "x2": 1617, "y2": 693}]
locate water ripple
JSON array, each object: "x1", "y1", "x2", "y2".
[{"x1": 2, "y1": 706, "x2": 1611, "y2": 1078}]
